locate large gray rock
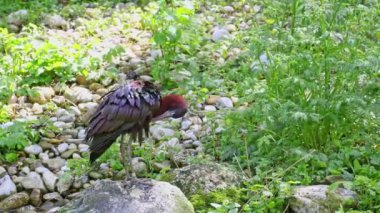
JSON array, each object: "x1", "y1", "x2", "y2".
[
  {"x1": 7, "y1": 9, "x2": 29, "y2": 26},
  {"x1": 43, "y1": 14, "x2": 69, "y2": 30},
  {"x1": 171, "y1": 163, "x2": 243, "y2": 196},
  {"x1": 60, "y1": 179, "x2": 194, "y2": 213},
  {"x1": 0, "y1": 192, "x2": 30, "y2": 211},
  {"x1": 0, "y1": 174, "x2": 17, "y2": 200},
  {"x1": 289, "y1": 185, "x2": 357, "y2": 213}
]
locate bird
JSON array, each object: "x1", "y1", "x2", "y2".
[{"x1": 85, "y1": 80, "x2": 187, "y2": 178}]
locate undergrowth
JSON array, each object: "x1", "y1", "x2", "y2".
[
  {"x1": 203, "y1": 0, "x2": 380, "y2": 211},
  {"x1": 0, "y1": 0, "x2": 379, "y2": 212}
]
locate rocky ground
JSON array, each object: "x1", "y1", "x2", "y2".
[{"x1": 0, "y1": 1, "x2": 360, "y2": 212}]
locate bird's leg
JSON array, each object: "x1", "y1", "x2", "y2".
[
  {"x1": 138, "y1": 128, "x2": 143, "y2": 146},
  {"x1": 120, "y1": 135, "x2": 130, "y2": 178},
  {"x1": 127, "y1": 137, "x2": 136, "y2": 178}
]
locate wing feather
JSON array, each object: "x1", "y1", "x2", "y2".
[{"x1": 85, "y1": 80, "x2": 161, "y2": 162}]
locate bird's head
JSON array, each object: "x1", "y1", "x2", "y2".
[{"x1": 152, "y1": 94, "x2": 187, "y2": 121}]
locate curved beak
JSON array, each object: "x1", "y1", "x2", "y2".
[{"x1": 152, "y1": 110, "x2": 175, "y2": 122}]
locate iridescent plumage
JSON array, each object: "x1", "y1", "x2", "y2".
[
  {"x1": 85, "y1": 80, "x2": 187, "y2": 178},
  {"x1": 85, "y1": 80, "x2": 161, "y2": 163}
]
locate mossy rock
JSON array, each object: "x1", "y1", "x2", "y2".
[
  {"x1": 170, "y1": 163, "x2": 244, "y2": 197},
  {"x1": 60, "y1": 179, "x2": 194, "y2": 213}
]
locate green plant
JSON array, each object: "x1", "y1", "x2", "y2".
[
  {"x1": 190, "y1": 187, "x2": 246, "y2": 212},
  {"x1": 0, "y1": 0, "x2": 58, "y2": 28},
  {"x1": 142, "y1": 0, "x2": 204, "y2": 88},
  {"x1": 66, "y1": 158, "x2": 91, "y2": 176},
  {"x1": 204, "y1": 0, "x2": 379, "y2": 211},
  {"x1": 0, "y1": 121, "x2": 39, "y2": 163},
  {"x1": 352, "y1": 175, "x2": 380, "y2": 209},
  {"x1": 0, "y1": 121, "x2": 38, "y2": 151},
  {"x1": 97, "y1": 142, "x2": 123, "y2": 170},
  {"x1": 0, "y1": 26, "x2": 98, "y2": 102},
  {"x1": 209, "y1": 202, "x2": 240, "y2": 213},
  {"x1": 0, "y1": 104, "x2": 12, "y2": 123}
]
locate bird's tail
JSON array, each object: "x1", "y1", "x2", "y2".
[{"x1": 88, "y1": 132, "x2": 121, "y2": 163}]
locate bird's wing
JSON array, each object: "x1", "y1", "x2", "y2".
[
  {"x1": 86, "y1": 81, "x2": 160, "y2": 137},
  {"x1": 85, "y1": 81, "x2": 161, "y2": 162}
]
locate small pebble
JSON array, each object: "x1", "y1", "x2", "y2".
[
  {"x1": 204, "y1": 105, "x2": 217, "y2": 112},
  {"x1": 24, "y1": 145, "x2": 43, "y2": 155},
  {"x1": 57, "y1": 143, "x2": 69, "y2": 153},
  {"x1": 223, "y1": 6, "x2": 234, "y2": 13}
]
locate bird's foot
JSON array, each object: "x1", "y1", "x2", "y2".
[
  {"x1": 123, "y1": 176, "x2": 153, "y2": 187},
  {"x1": 122, "y1": 175, "x2": 137, "y2": 187}
]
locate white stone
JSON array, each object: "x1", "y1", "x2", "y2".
[
  {"x1": 212, "y1": 28, "x2": 230, "y2": 41},
  {"x1": 21, "y1": 166, "x2": 30, "y2": 174},
  {"x1": 38, "y1": 153, "x2": 49, "y2": 160},
  {"x1": 192, "y1": 141, "x2": 202, "y2": 147},
  {"x1": 42, "y1": 170, "x2": 58, "y2": 192},
  {"x1": 57, "y1": 143, "x2": 69, "y2": 153},
  {"x1": 290, "y1": 185, "x2": 357, "y2": 213},
  {"x1": 68, "y1": 143, "x2": 77, "y2": 150},
  {"x1": 78, "y1": 129, "x2": 86, "y2": 140},
  {"x1": 216, "y1": 97, "x2": 233, "y2": 109},
  {"x1": 72, "y1": 153, "x2": 81, "y2": 159},
  {"x1": 204, "y1": 105, "x2": 217, "y2": 112},
  {"x1": 150, "y1": 126, "x2": 175, "y2": 140},
  {"x1": 24, "y1": 144, "x2": 43, "y2": 155},
  {"x1": 52, "y1": 96, "x2": 65, "y2": 105},
  {"x1": 0, "y1": 175, "x2": 17, "y2": 200},
  {"x1": 159, "y1": 138, "x2": 180, "y2": 149},
  {"x1": 31, "y1": 103, "x2": 43, "y2": 114},
  {"x1": 64, "y1": 86, "x2": 93, "y2": 104},
  {"x1": 180, "y1": 120, "x2": 192, "y2": 130},
  {"x1": 182, "y1": 131, "x2": 197, "y2": 140},
  {"x1": 223, "y1": 6, "x2": 234, "y2": 13},
  {"x1": 79, "y1": 144, "x2": 89, "y2": 152},
  {"x1": 19, "y1": 172, "x2": 46, "y2": 192}
]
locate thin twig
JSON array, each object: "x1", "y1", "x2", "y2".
[
  {"x1": 282, "y1": 203, "x2": 290, "y2": 213},
  {"x1": 233, "y1": 153, "x2": 249, "y2": 179}
]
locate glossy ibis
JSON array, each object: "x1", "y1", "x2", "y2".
[{"x1": 85, "y1": 80, "x2": 187, "y2": 178}]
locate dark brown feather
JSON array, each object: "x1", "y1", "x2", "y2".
[{"x1": 85, "y1": 80, "x2": 161, "y2": 163}]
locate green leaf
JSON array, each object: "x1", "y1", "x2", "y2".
[
  {"x1": 5, "y1": 152, "x2": 18, "y2": 163},
  {"x1": 353, "y1": 159, "x2": 361, "y2": 172},
  {"x1": 210, "y1": 203, "x2": 222, "y2": 209}
]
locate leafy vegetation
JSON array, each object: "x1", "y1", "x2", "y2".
[
  {"x1": 142, "y1": 1, "x2": 205, "y2": 88},
  {"x1": 0, "y1": 120, "x2": 44, "y2": 163},
  {"x1": 202, "y1": 0, "x2": 380, "y2": 211},
  {"x1": 0, "y1": 26, "x2": 98, "y2": 102},
  {"x1": 0, "y1": 0, "x2": 379, "y2": 212}
]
